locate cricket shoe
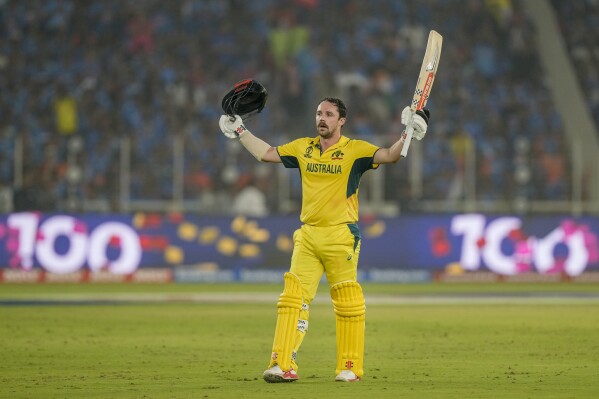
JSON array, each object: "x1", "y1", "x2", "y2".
[
  {"x1": 335, "y1": 370, "x2": 361, "y2": 382},
  {"x1": 263, "y1": 365, "x2": 299, "y2": 383}
]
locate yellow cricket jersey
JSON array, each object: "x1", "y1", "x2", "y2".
[{"x1": 277, "y1": 135, "x2": 379, "y2": 226}]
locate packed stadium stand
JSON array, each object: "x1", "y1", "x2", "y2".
[
  {"x1": 0, "y1": 0, "x2": 592, "y2": 214},
  {"x1": 550, "y1": 0, "x2": 599, "y2": 133}
]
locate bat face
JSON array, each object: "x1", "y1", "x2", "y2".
[
  {"x1": 426, "y1": 59, "x2": 437, "y2": 72},
  {"x1": 417, "y1": 72, "x2": 435, "y2": 111},
  {"x1": 401, "y1": 30, "x2": 443, "y2": 158},
  {"x1": 411, "y1": 30, "x2": 443, "y2": 112}
]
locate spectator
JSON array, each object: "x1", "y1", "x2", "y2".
[
  {"x1": 231, "y1": 175, "x2": 269, "y2": 218},
  {"x1": 53, "y1": 85, "x2": 78, "y2": 136}
]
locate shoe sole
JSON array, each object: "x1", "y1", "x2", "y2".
[
  {"x1": 335, "y1": 377, "x2": 362, "y2": 382},
  {"x1": 263, "y1": 374, "x2": 298, "y2": 383}
]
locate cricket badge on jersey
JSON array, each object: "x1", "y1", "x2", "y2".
[
  {"x1": 331, "y1": 149, "x2": 344, "y2": 160},
  {"x1": 304, "y1": 146, "x2": 313, "y2": 158}
]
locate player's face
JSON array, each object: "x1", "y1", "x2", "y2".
[{"x1": 316, "y1": 101, "x2": 346, "y2": 139}]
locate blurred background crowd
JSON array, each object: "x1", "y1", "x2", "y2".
[
  {"x1": 551, "y1": 0, "x2": 599, "y2": 135},
  {"x1": 0, "y1": 0, "x2": 597, "y2": 215}
]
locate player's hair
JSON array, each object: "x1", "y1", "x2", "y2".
[{"x1": 320, "y1": 97, "x2": 347, "y2": 119}]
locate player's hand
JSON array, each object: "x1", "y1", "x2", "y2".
[
  {"x1": 401, "y1": 106, "x2": 430, "y2": 140},
  {"x1": 219, "y1": 114, "x2": 247, "y2": 139}
]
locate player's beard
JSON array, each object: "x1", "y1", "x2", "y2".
[{"x1": 317, "y1": 123, "x2": 334, "y2": 139}]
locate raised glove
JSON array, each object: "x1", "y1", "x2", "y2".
[
  {"x1": 401, "y1": 106, "x2": 430, "y2": 140},
  {"x1": 219, "y1": 114, "x2": 247, "y2": 139}
]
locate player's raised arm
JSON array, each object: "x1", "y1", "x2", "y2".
[
  {"x1": 218, "y1": 115, "x2": 281, "y2": 163},
  {"x1": 218, "y1": 79, "x2": 281, "y2": 163},
  {"x1": 373, "y1": 107, "x2": 430, "y2": 164}
]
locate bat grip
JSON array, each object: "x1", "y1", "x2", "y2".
[{"x1": 400, "y1": 113, "x2": 415, "y2": 158}]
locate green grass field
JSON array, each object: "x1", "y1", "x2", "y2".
[{"x1": 1, "y1": 283, "x2": 598, "y2": 399}]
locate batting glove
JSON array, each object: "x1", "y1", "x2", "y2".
[
  {"x1": 401, "y1": 106, "x2": 430, "y2": 140},
  {"x1": 219, "y1": 114, "x2": 247, "y2": 139}
]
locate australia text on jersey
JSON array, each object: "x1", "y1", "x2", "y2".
[{"x1": 306, "y1": 163, "x2": 342, "y2": 174}]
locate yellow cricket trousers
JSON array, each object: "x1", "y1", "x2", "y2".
[{"x1": 289, "y1": 223, "x2": 361, "y2": 303}]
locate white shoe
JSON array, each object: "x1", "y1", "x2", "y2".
[
  {"x1": 263, "y1": 364, "x2": 299, "y2": 383},
  {"x1": 335, "y1": 370, "x2": 361, "y2": 382}
]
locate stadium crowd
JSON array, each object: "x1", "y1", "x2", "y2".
[
  {"x1": 0, "y1": 0, "x2": 575, "y2": 214},
  {"x1": 551, "y1": 0, "x2": 599, "y2": 132}
]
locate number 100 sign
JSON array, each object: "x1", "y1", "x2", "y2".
[{"x1": 5, "y1": 213, "x2": 142, "y2": 274}]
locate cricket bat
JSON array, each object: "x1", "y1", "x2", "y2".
[{"x1": 400, "y1": 30, "x2": 443, "y2": 157}]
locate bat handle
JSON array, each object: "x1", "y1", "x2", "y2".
[{"x1": 400, "y1": 113, "x2": 415, "y2": 158}]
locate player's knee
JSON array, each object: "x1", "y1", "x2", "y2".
[{"x1": 330, "y1": 281, "x2": 365, "y2": 317}]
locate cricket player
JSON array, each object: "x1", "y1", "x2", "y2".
[{"x1": 219, "y1": 98, "x2": 429, "y2": 382}]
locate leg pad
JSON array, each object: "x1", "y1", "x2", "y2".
[
  {"x1": 269, "y1": 273, "x2": 303, "y2": 371},
  {"x1": 331, "y1": 281, "x2": 365, "y2": 378}
]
